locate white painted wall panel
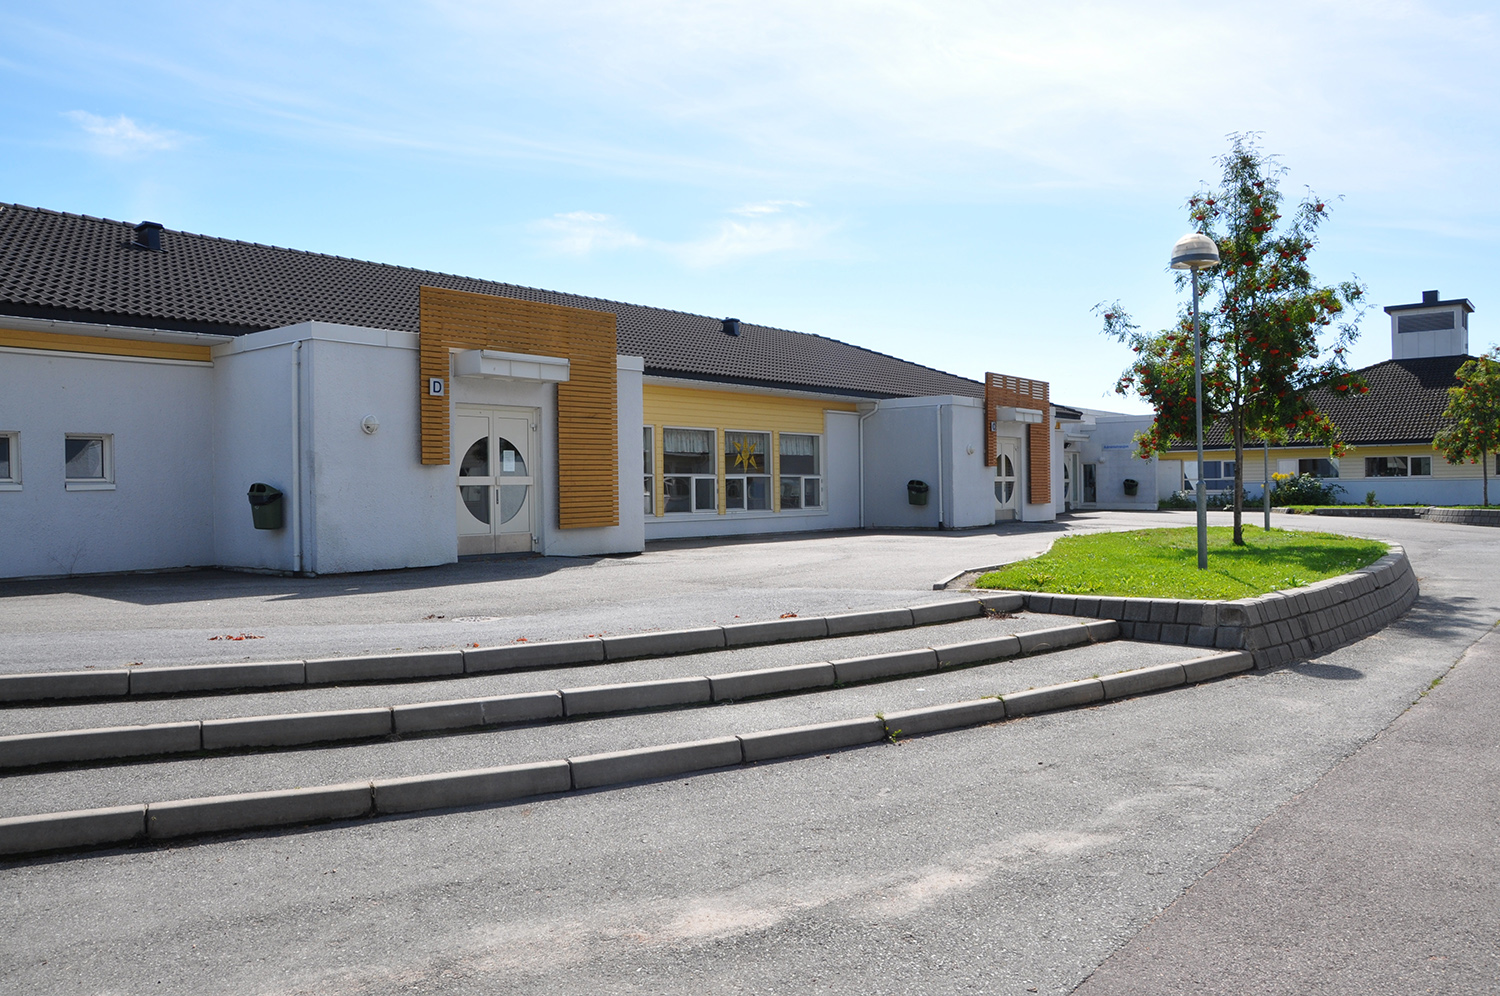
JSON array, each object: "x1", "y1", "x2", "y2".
[{"x1": 0, "y1": 350, "x2": 214, "y2": 578}]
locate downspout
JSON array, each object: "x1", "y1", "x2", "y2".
[
  {"x1": 858, "y1": 405, "x2": 878, "y2": 529},
  {"x1": 291, "y1": 340, "x2": 303, "y2": 575}
]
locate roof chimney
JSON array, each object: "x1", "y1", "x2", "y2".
[
  {"x1": 721, "y1": 317, "x2": 741, "y2": 337},
  {"x1": 1422, "y1": 289, "x2": 1439, "y2": 305},
  {"x1": 133, "y1": 221, "x2": 164, "y2": 252},
  {"x1": 1384, "y1": 290, "x2": 1474, "y2": 360}
]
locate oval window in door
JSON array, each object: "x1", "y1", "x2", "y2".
[
  {"x1": 495, "y1": 438, "x2": 527, "y2": 476},
  {"x1": 495, "y1": 436, "x2": 528, "y2": 524},
  {"x1": 995, "y1": 453, "x2": 1016, "y2": 504},
  {"x1": 459, "y1": 437, "x2": 489, "y2": 477}
]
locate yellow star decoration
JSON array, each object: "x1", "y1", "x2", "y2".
[{"x1": 732, "y1": 438, "x2": 759, "y2": 471}]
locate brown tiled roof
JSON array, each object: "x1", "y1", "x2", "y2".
[
  {"x1": 0, "y1": 203, "x2": 983, "y2": 400},
  {"x1": 1170, "y1": 354, "x2": 1470, "y2": 450}
]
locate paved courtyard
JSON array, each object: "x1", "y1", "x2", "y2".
[{"x1": 1, "y1": 510, "x2": 1497, "y2": 994}]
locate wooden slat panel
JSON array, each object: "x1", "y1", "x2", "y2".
[
  {"x1": 1028, "y1": 423, "x2": 1052, "y2": 504},
  {"x1": 0, "y1": 327, "x2": 212, "y2": 362},
  {"x1": 419, "y1": 286, "x2": 619, "y2": 530}
]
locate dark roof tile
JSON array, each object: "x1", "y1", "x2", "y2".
[{"x1": 0, "y1": 203, "x2": 982, "y2": 400}]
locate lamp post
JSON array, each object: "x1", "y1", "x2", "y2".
[{"x1": 1170, "y1": 232, "x2": 1221, "y2": 570}]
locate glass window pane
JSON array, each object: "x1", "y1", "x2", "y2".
[
  {"x1": 780, "y1": 434, "x2": 818, "y2": 475},
  {"x1": 804, "y1": 478, "x2": 821, "y2": 508},
  {"x1": 642, "y1": 427, "x2": 653, "y2": 474},
  {"x1": 65, "y1": 438, "x2": 103, "y2": 480},
  {"x1": 664, "y1": 476, "x2": 692, "y2": 512},
  {"x1": 725, "y1": 477, "x2": 745, "y2": 509},
  {"x1": 747, "y1": 477, "x2": 770, "y2": 510},
  {"x1": 495, "y1": 437, "x2": 527, "y2": 476},
  {"x1": 460, "y1": 484, "x2": 490, "y2": 525},
  {"x1": 1411, "y1": 456, "x2": 1431, "y2": 476},
  {"x1": 0, "y1": 437, "x2": 9, "y2": 479},
  {"x1": 725, "y1": 431, "x2": 768, "y2": 474},
  {"x1": 695, "y1": 477, "x2": 715, "y2": 511},
  {"x1": 459, "y1": 437, "x2": 489, "y2": 477},
  {"x1": 664, "y1": 428, "x2": 713, "y2": 474},
  {"x1": 498, "y1": 484, "x2": 528, "y2": 523},
  {"x1": 781, "y1": 476, "x2": 802, "y2": 509}
]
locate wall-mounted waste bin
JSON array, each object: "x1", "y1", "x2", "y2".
[
  {"x1": 247, "y1": 483, "x2": 284, "y2": 530},
  {"x1": 907, "y1": 480, "x2": 930, "y2": 506},
  {"x1": 1123, "y1": 478, "x2": 1139, "y2": 497}
]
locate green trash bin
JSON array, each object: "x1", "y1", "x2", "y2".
[
  {"x1": 247, "y1": 483, "x2": 284, "y2": 530},
  {"x1": 907, "y1": 480, "x2": 930, "y2": 506}
]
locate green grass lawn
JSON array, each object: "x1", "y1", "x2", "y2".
[{"x1": 973, "y1": 527, "x2": 1387, "y2": 600}]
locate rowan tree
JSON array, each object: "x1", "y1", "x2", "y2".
[
  {"x1": 1099, "y1": 134, "x2": 1368, "y2": 544},
  {"x1": 1434, "y1": 348, "x2": 1500, "y2": 506}
]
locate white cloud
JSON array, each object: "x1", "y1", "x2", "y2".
[
  {"x1": 65, "y1": 111, "x2": 182, "y2": 158},
  {"x1": 531, "y1": 202, "x2": 837, "y2": 266},
  {"x1": 532, "y1": 211, "x2": 646, "y2": 255}
]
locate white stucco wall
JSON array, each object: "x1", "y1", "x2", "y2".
[
  {"x1": 862, "y1": 400, "x2": 943, "y2": 528},
  {"x1": 1075, "y1": 413, "x2": 1160, "y2": 509},
  {"x1": 215, "y1": 322, "x2": 455, "y2": 575},
  {"x1": 211, "y1": 338, "x2": 300, "y2": 572},
  {"x1": 824, "y1": 410, "x2": 861, "y2": 530},
  {"x1": 945, "y1": 400, "x2": 995, "y2": 529},
  {"x1": 0, "y1": 347, "x2": 215, "y2": 579}
]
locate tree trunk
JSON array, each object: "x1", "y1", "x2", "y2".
[{"x1": 1232, "y1": 412, "x2": 1245, "y2": 545}]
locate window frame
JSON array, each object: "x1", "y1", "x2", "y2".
[
  {"x1": 1364, "y1": 455, "x2": 1432, "y2": 478},
  {"x1": 1297, "y1": 458, "x2": 1340, "y2": 478},
  {"x1": 0, "y1": 432, "x2": 19, "y2": 491},
  {"x1": 64, "y1": 433, "x2": 114, "y2": 491},
  {"x1": 643, "y1": 425, "x2": 655, "y2": 516},
  {"x1": 723, "y1": 429, "x2": 772, "y2": 512},
  {"x1": 778, "y1": 432, "x2": 824, "y2": 511},
  {"x1": 662, "y1": 425, "x2": 717, "y2": 514}
]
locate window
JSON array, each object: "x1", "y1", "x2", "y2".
[
  {"x1": 643, "y1": 426, "x2": 654, "y2": 515},
  {"x1": 0, "y1": 432, "x2": 18, "y2": 490},
  {"x1": 779, "y1": 433, "x2": 822, "y2": 510},
  {"x1": 1191, "y1": 460, "x2": 1236, "y2": 492},
  {"x1": 1365, "y1": 456, "x2": 1431, "y2": 478},
  {"x1": 663, "y1": 427, "x2": 715, "y2": 513},
  {"x1": 724, "y1": 431, "x2": 771, "y2": 511},
  {"x1": 64, "y1": 434, "x2": 113, "y2": 490},
  {"x1": 1298, "y1": 458, "x2": 1339, "y2": 478}
]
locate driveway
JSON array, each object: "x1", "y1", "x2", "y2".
[{"x1": 1, "y1": 510, "x2": 1496, "y2": 995}]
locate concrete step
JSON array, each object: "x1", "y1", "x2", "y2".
[
  {"x1": 0, "y1": 647, "x2": 1255, "y2": 857},
  {"x1": 0, "y1": 638, "x2": 1204, "y2": 822},
  {"x1": 0, "y1": 612, "x2": 1087, "y2": 738},
  {"x1": 0, "y1": 595, "x2": 1022, "y2": 703},
  {"x1": 0, "y1": 620, "x2": 1116, "y2": 770}
]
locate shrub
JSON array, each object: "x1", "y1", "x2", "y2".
[
  {"x1": 1159, "y1": 491, "x2": 1196, "y2": 510},
  {"x1": 1269, "y1": 472, "x2": 1345, "y2": 506},
  {"x1": 1366, "y1": 490, "x2": 1377, "y2": 506}
]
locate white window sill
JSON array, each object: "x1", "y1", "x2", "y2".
[
  {"x1": 65, "y1": 481, "x2": 116, "y2": 491},
  {"x1": 651, "y1": 507, "x2": 829, "y2": 519},
  {"x1": 0, "y1": 483, "x2": 20, "y2": 492}
]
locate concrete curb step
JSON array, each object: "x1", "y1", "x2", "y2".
[
  {"x1": 0, "y1": 620, "x2": 1118, "y2": 770},
  {"x1": 0, "y1": 650, "x2": 1252, "y2": 858},
  {"x1": 0, "y1": 595, "x2": 1025, "y2": 705}
]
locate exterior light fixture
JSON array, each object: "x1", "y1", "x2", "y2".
[{"x1": 1170, "y1": 231, "x2": 1220, "y2": 570}]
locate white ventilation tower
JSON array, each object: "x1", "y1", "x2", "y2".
[{"x1": 1384, "y1": 290, "x2": 1474, "y2": 359}]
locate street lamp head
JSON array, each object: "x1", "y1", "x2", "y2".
[{"x1": 1170, "y1": 232, "x2": 1220, "y2": 271}]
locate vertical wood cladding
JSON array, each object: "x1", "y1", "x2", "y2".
[
  {"x1": 419, "y1": 286, "x2": 619, "y2": 529},
  {"x1": 985, "y1": 373, "x2": 1051, "y2": 505}
]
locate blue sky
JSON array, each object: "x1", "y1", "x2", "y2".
[{"x1": 3, "y1": 1, "x2": 1497, "y2": 412}]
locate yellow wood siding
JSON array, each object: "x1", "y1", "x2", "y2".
[
  {"x1": 1196, "y1": 443, "x2": 1489, "y2": 483},
  {"x1": 642, "y1": 384, "x2": 857, "y2": 517},
  {"x1": 419, "y1": 286, "x2": 619, "y2": 529},
  {"x1": 0, "y1": 327, "x2": 212, "y2": 362}
]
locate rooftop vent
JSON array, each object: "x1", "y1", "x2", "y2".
[
  {"x1": 1422, "y1": 289, "x2": 1439, "y2": 304},
  {"x1": 133, "y1": 221, "x2": 164, "y2": 252},
  {"x1": 721, "y1": 317, "x2": 741, "y2": 337}
]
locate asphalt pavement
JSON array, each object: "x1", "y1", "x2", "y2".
[{"x1": 1, "y1": 510, "x2": 1496, "y2": 995}]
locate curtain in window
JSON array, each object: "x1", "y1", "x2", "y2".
[
  {"x1": 664, "y1": 428, "x2": 713, "y2": 454},
  {"x1": 779, "y1": 434, "x2": 815, "y2": 456}
]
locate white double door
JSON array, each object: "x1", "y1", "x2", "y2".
[
  {"x1": 454, "y1": 406, "x2": 537, "y2": 555},
  {"x1": 994, "y1": 439, "x2": 1020, "y2": 520}
]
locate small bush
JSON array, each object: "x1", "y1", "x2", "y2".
[
  {"x1": 1269, "y1": 472, "x2": 1345, "y2": 507},
  {"x1": 1159, "y1": 491, "x2": 1196, "y2": 510},
  {"x1": 1366, "y1": 490, "x2": 1377, "y2": 506}
]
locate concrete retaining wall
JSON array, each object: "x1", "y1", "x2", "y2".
[
  {"x1": 990, "y1": 546, "x2": 1417, "y2": 668},
  {"x1": 1307, "y1": 506, "x2": 1500, "y2": 527}
]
